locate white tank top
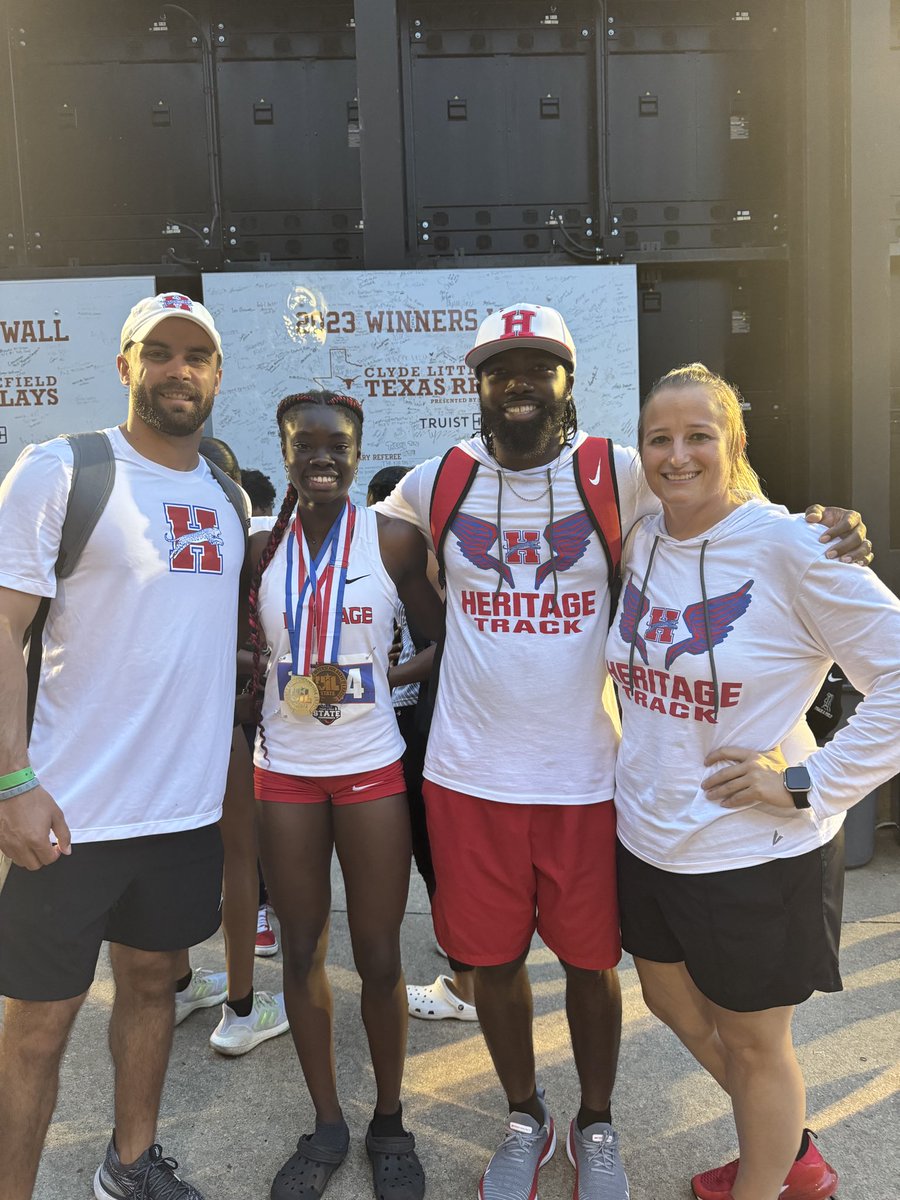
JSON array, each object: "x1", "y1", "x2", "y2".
[{"x1": 254, "y1": 505, "x2": 405, "y2": 776}]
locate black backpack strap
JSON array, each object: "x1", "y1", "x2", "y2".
[
  {"x1": 56, "y1": 431, "x2": 116, "y2": 579},
  {"x1": 202, "y1": 457, "x2": 250, "y2": 552},
  {"x1": 27, "y1": 431, "x2": 115, "y2": 738},
  {"x1": 25, "y1": 596, "x2": 50, "y2": 741}
]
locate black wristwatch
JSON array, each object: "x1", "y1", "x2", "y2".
[{"x1": 783, "y1": 765, "x2": 812, "y2": 809}]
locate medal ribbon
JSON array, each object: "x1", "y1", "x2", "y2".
[{"x1": 284, "y1": 500, "x2": 356, "y2": 676}]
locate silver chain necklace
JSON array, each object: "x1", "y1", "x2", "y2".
[{"x1": 496, "y1": 449, "x2": 564, "y2": 502}]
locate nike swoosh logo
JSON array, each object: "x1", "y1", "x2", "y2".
[
  {"x1": 589, "y1": 463, "x2": 603, "y2": 486},
  {"x1": 772, "y1": 831, "x2": 784, "y2": 845},
  {"x1": 346, "y1": 575, "x2": 370, "y2": 585},
  {"x1": 827, "y1": 671, "x2": 842, "y2": 683},
  {"x1": 351, "y1": 783, "x2": 374, "y2": 792}
]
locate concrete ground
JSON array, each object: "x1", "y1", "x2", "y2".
[{"x1": 13, "y1": 827, "x2": 899, "y2": 1200}]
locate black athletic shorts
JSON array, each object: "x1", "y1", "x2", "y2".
[
  {"x1": 0, "y1": 823, "x2": 223, "y2": 1002},
  {"x1": 617, "y1": 830, "x2": 844, "y2": 1012}
]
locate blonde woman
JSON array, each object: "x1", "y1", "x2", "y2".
[{"x1": 608, "y1": 364, "x2": 900, "y2": 1200}]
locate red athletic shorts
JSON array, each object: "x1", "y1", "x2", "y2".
[
  {"x1": 255, "y1": 759, "x2": 406, "y2": 806},
  {"x1": 423, "y1": 781, "x2": 621, "y2": 970}
]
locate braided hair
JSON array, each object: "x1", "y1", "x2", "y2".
[{"x1": 248, "y1": 390, "x2": 364, "y2": 762}]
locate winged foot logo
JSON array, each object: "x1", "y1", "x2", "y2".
[
  {"x1": 619, "y1": 578, "x2": 754, "y2": 667},
  {"x1": 453, "y1": 513, "x2": 594, "y2": 590}
]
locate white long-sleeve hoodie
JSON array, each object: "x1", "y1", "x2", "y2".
[{"x1": 606, "y1": 500, "x2": 900, "y2": 872}]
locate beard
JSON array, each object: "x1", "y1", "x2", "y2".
[
  {"x1": 131, "y1": 380, "x2": 215, "y2": 437},
  {"x1": 479, "y1": 400, "x2": 568, "y2": 460}
]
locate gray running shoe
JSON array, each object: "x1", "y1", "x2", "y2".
[
  {"x1": 566, "y1": 1119, "x2": 630, "y2": 1200},
  {"x1": 94, "y1": 1136, "x2": 205, "y2": 1199},
  {"x1": 479, "y1": 1090, "x2": 556, "y2": 1200}
]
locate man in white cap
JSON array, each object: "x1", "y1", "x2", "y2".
[
  {"x1": 377, "y1": 303, "x2": 869, "y2": 1200},
  {"x1": 0, "y1": 293, "x2": 242, "y2": 1199}
]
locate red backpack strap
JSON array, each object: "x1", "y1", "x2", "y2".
[
  {"x1": 573, "y1": 436, "x2": 622, "y2": 609},
  {"x1": 429, "y1": 445, "x2": 480, "y2": 578}
]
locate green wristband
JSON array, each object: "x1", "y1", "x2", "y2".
[{"x1": 0, "y1": 766, "x2": 35, "y2": 790}]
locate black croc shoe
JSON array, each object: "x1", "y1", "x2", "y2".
[
  {"x1": 270, "y1": 1133, "x2": 349, "y2": 1199},
  {"x1": 364, "y1": 1128, "x2": 425, "y2": 1200}
]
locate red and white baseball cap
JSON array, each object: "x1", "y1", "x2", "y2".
[
  {"x1": 465, "y1": 303, "x2": 576, "y2": 372},
  {"x1": 120, "y1": 292, "x2": 223, "y2": 359}
]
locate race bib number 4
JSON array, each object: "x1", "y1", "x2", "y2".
[
  {"x1": 341, "y1": 662, "x2": 375, "y2": 705},
  {"x1": 275, "y1": 659, "x2": 375, "y2": 707}
]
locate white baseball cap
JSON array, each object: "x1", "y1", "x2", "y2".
[
  {"x1": 465, "y1": 303, "x2": 576, "y2": 372},
  {"x1": 120, "y1": 292, "x2": 223, "y2": 359}
]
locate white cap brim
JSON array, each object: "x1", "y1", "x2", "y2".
[{"x1": 465, "y1": 336, "x2": 575, "y2": 372}]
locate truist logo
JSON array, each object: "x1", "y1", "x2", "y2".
[
  {"x1": 164, "y1": 504, "x2": 224, "y2": 573},
  {"x1": 500, "y1": 308, "x2": 536, "y2": 339},
  {"x1": 503, "y1": 529, "x2": 541, "y2": 565}
]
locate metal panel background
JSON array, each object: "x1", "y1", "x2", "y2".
[
  {"x1": 636, "y1": 263, "x2": 793, "y2": 506},
  {"x1": 0, "y1": 25, "x2": 22, "y2": 266},
  {"x1": 405, "y1": 0, "x2": 598, "y2": 258},
  {"x1": 214, "y1": 4, "x2": 361, "y2": 264},
  {"x1": 9, "y1": 3, "x2": 213, "y2": 268},
  {"x1": 607, "y1": 2, "x2": 788, "y2": 252},
  {"x1": 410, "y1": 56, "x2": 592, "y2": 208}
]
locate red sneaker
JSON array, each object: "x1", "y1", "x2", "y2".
[
  {"x1": 691, "y1": 1131, "x2": 839, "y2": 1200},
  {"x1": 254, "y1": 904, "x2": 279, "y2": 957}
]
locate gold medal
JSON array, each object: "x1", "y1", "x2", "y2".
[
  {"x1": 283, "y1": 674, "x2": 320, "y2": 717},
  {"x1": 311, "y1": 663, "x2": 347, "y2": 705}
]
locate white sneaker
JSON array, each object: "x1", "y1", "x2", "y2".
[
  {"x1": 174, "y1": 968, "x2": 227, "y2": 1026},
  {"x1": 209, "y1": 990, "x2": 290, "y2": 1056}
]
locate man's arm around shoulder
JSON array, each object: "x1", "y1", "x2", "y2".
[{"x1": 0, "y1": 586, "x2": 71, "y2": 870}]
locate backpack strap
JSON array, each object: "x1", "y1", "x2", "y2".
[
  {"x1": 572, "y1": 436, "x2": 623, "y2": 616},
  {"x1": 428, "y1": 445, "x2": 480, "y2": 584},
  {"x1": 27, "y1": 431, "x2": 116, "y2": 737},
  {"x1": 26, "y1": 440, "x2": 249, "y2": 741},
  {"x1": 419, "y1": 445, "x2": 480, "y2": 727},
  {"x1": 56, "y1": 431, "x2": 116, "y2": 579},
  {"x1": 201, "y1": 456, "x2": 250, "y2": 552}
]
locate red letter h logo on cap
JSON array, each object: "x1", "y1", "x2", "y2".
[{"x1": 500, "y1": 309, "x2": 536, "y2": 340}]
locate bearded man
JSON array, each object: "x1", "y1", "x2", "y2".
[{"x1": 0, "y1": 293, "x2": 243, "y2": 1200}]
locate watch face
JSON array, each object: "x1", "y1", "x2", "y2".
[{"x1": 784, "y1": 766, "x2": 812, "y2": 792}]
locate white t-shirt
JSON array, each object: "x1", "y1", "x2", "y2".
[
  {"x1": 249, "y1": 514, "x2": 277, "y2": 535},
  {"x1": 0, "y1": 427, "x2": 244, "y2": 841},
  {"x1": 607, "y1": 501, "x2": 900, "y2": 872},
  {"x1": 254, "y1": 504, "x2": 405, "y2": 775},
  {"x1": 377, "y1": 433, "x2": 657, "y2": 804}
]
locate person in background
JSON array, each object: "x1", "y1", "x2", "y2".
[
  {"x1": 366, "y1": 466, "x2": 477, "y2": 1023},
  {"x1": 169, "y1": 438, "x2": 289, "y2": 1057},
  {"x1": 242, "y1": 467, "x2": 278, "y2": 535},
  {"x1": 200, "y1": 447, "x2": 279, "y2": 958},
  {"x1": 608, "y1": 363, "x2": 900, "y2": 1200}
]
